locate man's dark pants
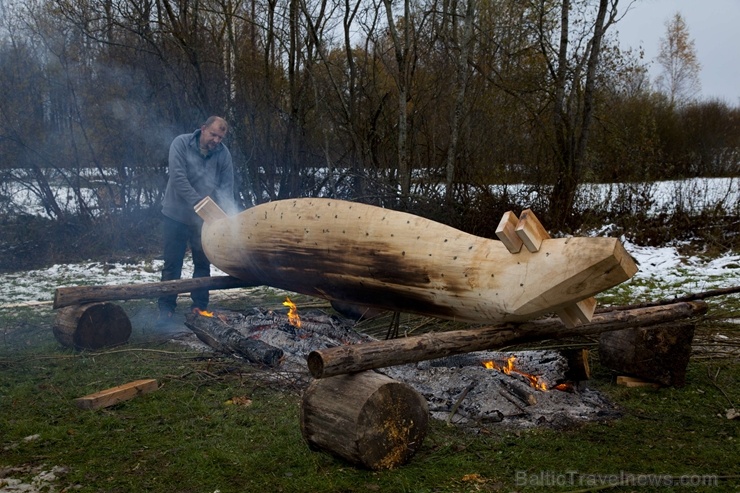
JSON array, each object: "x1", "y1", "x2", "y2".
[{"x1": 158, "y1": 215, "x2": 210, "y2": 313}]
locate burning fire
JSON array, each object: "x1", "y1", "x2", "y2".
[
  {"x1": 482, "y1": 355, "x2": 549, "y2": 391},
  {"x1": 194, "y1": 308, "x2": 214, "y2": 317},
  {"x1": 282, "y1": 297, "x2": 302, "y2": 328}
]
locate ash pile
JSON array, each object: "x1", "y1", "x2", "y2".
[
  {"x1": 383, "y1": 351, "x2": 619, "y2": 429},
  {"x1": 183, "y1": 306, "x2": 620, "y2": 429}
]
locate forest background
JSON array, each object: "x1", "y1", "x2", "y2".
[{"x1": 1, "y1": 0, "x2": 738, "y2": 271}]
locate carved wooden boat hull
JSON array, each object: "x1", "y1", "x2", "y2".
[{"x1": 199, "y1": 198, "x2": 637, "y2": 324}]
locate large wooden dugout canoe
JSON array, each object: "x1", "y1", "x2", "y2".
[{"x1": 197, "y1": 197, "x2": 637, "y2": 325}]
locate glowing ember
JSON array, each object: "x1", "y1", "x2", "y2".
[
  {"x1": 194, "y1": 308, "x2": 214, "y2": 317},
  {"x1": 282, "y1": 297, "x2": 302, "y2": 328},
  {"x1": 553, "y1": 382, "x2": 574, "y2": 392},
  {"x1": 482, "y1": 355, "x2": 549, "y2": 391}
]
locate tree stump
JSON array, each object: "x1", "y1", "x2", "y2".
[
  {"x1": 598, "y1": 323, "x2": 695, "y2": 387},
  {"x1": 53, "y1": 302, "x2": 132, "y2": 350},
  {"x1": 300, "y1": 371, "x2": 429, "y2": 470}
]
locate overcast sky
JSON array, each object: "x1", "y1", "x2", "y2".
[{"x1": 615, "y1": 0, "x2": 740, "y2": 104}]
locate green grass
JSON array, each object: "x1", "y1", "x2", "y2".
[{"x1": 1, "y1": 292, "x2": 738, "y2": 493}]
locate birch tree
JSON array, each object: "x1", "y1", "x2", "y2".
[{"x1": 655, "y1": 12, "x2": 701, "y2": 107}]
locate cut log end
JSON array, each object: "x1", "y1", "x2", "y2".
[
  {"x1": 306, "y1": 351, "x2": 325, "y2": 378},
  {"x1": 53, "y1": 302, "x2": 132, "y2": 350},
  {"x1": 300, "y1": 372, "x2": 429, "y2": 470}
]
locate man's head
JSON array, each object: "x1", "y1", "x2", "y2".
[{"x1": 199, "y1": 116, "x2": 228, "y2": 152}]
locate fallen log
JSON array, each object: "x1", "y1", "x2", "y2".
[
  {"x1": 53, "y1": 301, "x2": 132, "y2": 350},
  {"x1": 197, "y1": 197, "x2": 637, "y2": 326},
  {"x1": 306, "y1": 301, "x2": 707, "y2": 379},
  {"x1": 300, "y1": 371, "x2": 429, "y2": 470},
  {"x1": 53, "y1": 275, "x2": 254, "y2": 309}
]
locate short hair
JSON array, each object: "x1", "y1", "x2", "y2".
[{"x1": 203, "y1": 116, "x2": 228, "y2": 131}]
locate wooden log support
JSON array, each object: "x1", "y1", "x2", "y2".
[
  {"x1": 53, "y1": 276, "x2": 254, "y2": 309},
  {"x1": 300, "y1": 371, "x2": 429, "y2": 470},
  {"x1": 74, "y1": 379, "x2": 158, "y2": 410},
  {"x1": 599, "y1": 323, "x2": 696, "y2": 387},
  {"x1": 53, "y1": 302, "x2": 132, "y2": 350},
  {"x1": 306, "y1": 301, "x2": 707, "y2": 379}
]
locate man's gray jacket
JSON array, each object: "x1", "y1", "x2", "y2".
[{"x1": 162, "y1": 128, "x2": 235, "y2": 226}]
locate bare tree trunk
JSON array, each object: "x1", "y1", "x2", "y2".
[
  {"x1": 547, "y1": 0, "x2": 616, "y2": 229},
  {"x1": 382, "y1": 0, "x2": 413, "y2": 205},
  {"x1": 445, "y1": 0, "x2": 476, "y2": 205}
]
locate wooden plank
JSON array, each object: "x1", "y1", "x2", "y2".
[
  {"x1": 556, "y1": 297, "x2": 598, "y2": 328},
  {"x1": 74, "y1": 379, "x2": 159, "y2": 410},
  {"x1": 514, "y1": 209, "x2": 550, "y2": 253},
  {"x1": 495, "y1": 211, "x2": 523, "y2": 253},
  {"x1": 195, "y1": 196, "x2": 227, "y2": 223}
]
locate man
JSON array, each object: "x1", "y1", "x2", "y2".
[{"x1": 157, "y1": 116, "x2": 235, "y2": 324}]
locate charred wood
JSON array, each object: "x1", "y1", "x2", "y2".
[
  {"x1": 599, "y1": 323, "x2": 695, "y2": 387},
  {"x1": 562, "y1": 348, "x2": 591, "y2": 382},
  {"x1": 184, "y1": 312, "x2": 283, "y2": 367}
]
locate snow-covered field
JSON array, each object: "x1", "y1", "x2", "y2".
[{"x1": 1, "y1": 242, "x2": 738, "y2": 310}]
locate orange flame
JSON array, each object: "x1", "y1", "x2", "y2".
[
  {"x1": 195, "y1": 308, "x2": 214, "y2": 317},
  {"x1": 282, "y1": 297, "x2": 301, "y2": 328},
  {"x1": 481, "y1": 355, "x2": 549, "y2": 391}
]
